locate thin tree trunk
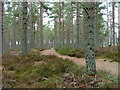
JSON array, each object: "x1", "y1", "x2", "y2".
[
  {"x1": 29, "y1": 3, "x2": 35, "y2": 49},
  {"x1": 62, "y1": 2, "x2": 65, "y2": 47},
  {"x1": 106, "y1": 0, "x2": 110, "y2": 47},
  {"x1": 39, "y1": 2, "x2": 43, "y2": 48},
  {"x1": 70, "y1": 2, "x2": 74, "y2": 48},
  {"x1": 66, "y1": 4, "x2": 71, "y2": 47},
  {"x1": 54, "y1": 18, "x2": 57, "y2": 48},
  {"x1": 13, "y1": 3, "x2": 16, "y2": 49},
  {"x1": 18, "y1": 3, "x2": 21, "y2": 49},
  {"x1": 118, "y1": 2, "x2": 120, "y2": 61},
  {"x1": 0, "y1": 2, "x2": 4, "y2": 54},
  {"x1": 21, "y1": 2, "x2": 28, "y2": 54},
  {"x1": 58, "y1": 2, "x2": 62, "y2": 47},
  {"x1": 112, "y1": 2, "x2": 115, "y2": 46},
  {"x1": 76, "y1": 2, "x2": 80, "y2": 49}
]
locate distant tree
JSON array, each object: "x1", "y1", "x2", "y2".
[
  {"x1": 66, "y1": 3, "x2": 71, "y2": 47},
  {"x1": 118, "y1": 2, "x2": 120, "y2": 58},
  {"x1": 112, "y1": 2, "x2": 115, "y2": 46},
  {"x1": 54, "y1": 18, "x2": 57, "y2": 48},
  {"x1": 106, "y1": 0, "x2": 110, "y2": 47},
  {"x1": 21, "y1": 2, "x2": 28, "y2": 54},
  {"x1": 12, "y1": 3, "x2": 16, "y2": 49},
  {"x1": 58, "y1": 2, "x2": 62, "y2": 48},
  {"x1": 18, "y1": 3, "x2": 22, "y2": 48},
  {"x1": 29, "y1": 3, "x2": 35, "y2": 49},
  {"x1": 70, "y1": 2, "x2": 74, "y2": 48},
  {"x1": 62, "y1": 2, "x2": 65, "y2": 47},
  {"x1": 39, "y1": 2, "x2": 44, "y2": 48},
  {"x1": 76, "y1": 2, "x2": 80, "y2": 49},
  {"x1": 0, "y1": 2, "x2": 4, "y2": 54}
]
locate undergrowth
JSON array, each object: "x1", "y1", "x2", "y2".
[
  {"x1": 56, "y1": 46, "x2": 119, "y2": 62},
  {"x1": 2, "y1": 50, "x2": 119, "y2": 88}
]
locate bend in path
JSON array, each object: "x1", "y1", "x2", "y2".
[{"x1": 41, "y1": 48, "x2": 118, "y2": 76}]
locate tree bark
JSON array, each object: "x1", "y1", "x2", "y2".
[
  {"x1": 58, "y1": 2, "x2": 62, "y2": 48},
  {"x1": 62, "y1": 2, "x2": 65, "y2": 47},
  {"x1": 118, "y1": 2, "x2": 120, "y2": 61},
  {"x1": 112, "y1": 2, "x2": 115, "y2": 46},
  {"x1": 39, "y1": 2, "x2": 43, "y2": 48},
  {"x1": 0, "y1": 2, "x2": 4, "y2": 54},
  {"x1": 54, "y1": 18, "x2": 57, "y2": 48},
  {"x1": 70, "y1": 2, "x2": 74, "y2": 48},
  {"x1": 29, "y1": 3, "x2": 35, "y2": 49},
  {"x1": 21, "y1": 2, "x2": 28, "y2": 54},
  {"x1": 84, "y1": 2, "x2": 96, "y2": 76},
  {"x1": 76, "y1": 2, "x2": 80, "y2": 49}
]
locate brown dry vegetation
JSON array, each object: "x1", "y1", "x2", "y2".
[{"x1": 2, "y1": 49, "x2": 119, "y2": 88}]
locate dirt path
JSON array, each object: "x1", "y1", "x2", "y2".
[{"x1": 41, "y1": 48, "x2": 118, "y2": 76}]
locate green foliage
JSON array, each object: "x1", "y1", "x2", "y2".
[
  {"x1": 43, "y1": 25, "x2": 54, "y2": 41},
  {"x1": 95, "y1": 46, "x2": 118, "y2": 62},
  {"x1": 57, "y1": 48, "x2": 85, "y2": 58},
  {"x1": 57, "y1": 47, "x2": 118, "y2": 62},
  {"x1": 56, "y1": 48, "x2": 73, "y2": 55},
  {"x1": 104, "y1": 52, "x2": 118, "y2": 62}
]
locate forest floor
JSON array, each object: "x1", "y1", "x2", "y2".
[
  {"x1": 2, "y1": 48, "x2": 119, "y2": 88},
  {"x1": 41, "y1": 48, "x2": 118, "y2": 76}
]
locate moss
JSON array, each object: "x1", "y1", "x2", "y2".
[
  {"x1": 2, "y1": 50, "x2": 119, "y2": 88},
  {"x1": 104, "y1": 52, "x2": 118, "y2": 62},
  {"x1": 56, "y1": 48, "x2": 73, "y2": 55},
  {"x1": 57, "y1": 47, "x2": 118, "y2": 62}
]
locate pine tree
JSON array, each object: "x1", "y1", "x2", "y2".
[
  {"x1": 84, "y1": 2, "x2": 96, "y2": 75},
  {"x1": 29, "y1": 3, "x2": 35, "y2": 49},
  {"x1": 21, "y1": 2, "x2": 28, "y2": 54},
  {"x1": 12, "y1": 3, "x2": 16, "y2": 49},
  {"x1": 118, "y1": 2, "x2": 120, "y2": 61},
  {"x1": 39, "y1": 2, "x2": 44, "y2": 48},
  {"x1": 112, "y1": 2, "x2": 115, "y2": 46},
  {"x1": 54, "y1": 18, "x2": 57, "y2": 48},
  {"x1": 58, "y1": 2, "x2": 62, "y2": 48},
  {"x1": 76, "y1": 2, "x2": 80, "y2": 49},
  {"x1": 62, "y1": 2, "x2": 65, "y2": 47},
  {"x1": 0, "y1": 2, "x2": 4, "y2": 54}
]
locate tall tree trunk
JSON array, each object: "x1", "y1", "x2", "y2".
[
  {"x1": 66, "y1": 3, "x2": 71, "y2": 47},
  {"x1": 70, "y1": 2, "x2": 74, "y2": 48},
  {"x1": 39, "y1": 2, "x2": 43, "y2": 48},
  {"x1": 18, "y1": 3, "x2": 21, "y2": 49},
  {"x1": 110, "y1": 18, "x2": 113, "y2": 45},
  {"x1": 58, "y1": 2, "x2": 62, "y2": 48},
  {"x1": 29, "y1": 3, "x2": 35, "y2": 49},
  {"x1": 21, "y1": 2, "x2": 28, "y2": 54},
  {"x1": 54, "y1": 18, "x2": 57, "y2": 48},
  {"x1": 118, "y1": 2, "x2": 120, "y2": 61},
  {"x1": 84, "y1": 2, "x2": 96, "y2": 76},
  {"x1": 37, "y1": 17, "x2": 40, "y2": 48},
  {"x1": 0, "y1": 2, "x2": 4, "y2": 54},
  {"x1": 112, "y1": 2, "x2": 115, "y2": 46},
  {"x1": 76, "y1": 2, "x2": 80, "y2": 49},
  {"x1": 12, "y1": 3, "x2": 16, "y2": 49},
  {"x1": 62, "y1": 2, "x2": 65, "y2": 47},
  {"x1": 106, "y1": 0, "x2": 110, "y2": 47}
]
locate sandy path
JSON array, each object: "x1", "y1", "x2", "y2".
[{"x1": 41, "y1": 48, "x2": 118, "y2": 76}]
